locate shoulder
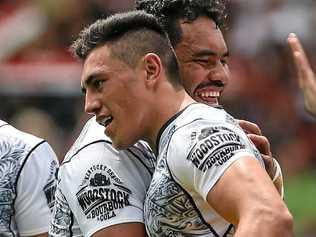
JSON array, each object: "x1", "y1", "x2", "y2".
[
  {"x1": 63, "y1": 117, "x2": 111, "y2": 163},
  {"x1": 0, "y1": 122, "x2": 48, "y2": 167},
  {"x1": 0, "y1": 122, "x2": 44, "y2": 149},
  {"x1": 167, "y1": 104, "x2": 262, "y2": 171}
]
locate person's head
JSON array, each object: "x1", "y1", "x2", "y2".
[
  {"x1": 71, "y1": 10, "x2": 182, "y2": 149},
  {"x1": 136, "y1": 0, "x2": 230, "y2": 106}
]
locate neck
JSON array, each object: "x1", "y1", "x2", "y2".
[{"x1": 147, "y1": 88, "x2": 195, "y2": 153}]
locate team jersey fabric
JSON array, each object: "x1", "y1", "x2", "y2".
[
  {"x1": 0, "y1": 120, "x2": 59, "y2": 237},
  {"x1": 49, "y1": 117, "x2": 156, "y2": 237},
  {"x1": 144, "y1": 103, "x2": 263, "y2": 237}
]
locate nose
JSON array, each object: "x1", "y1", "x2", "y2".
[
  {"x1": 84, "y1": 91, "x2": 101, "y2": 115},
  {"x1": 207, "y1": 62, "x2": 229, "y2": 86}
]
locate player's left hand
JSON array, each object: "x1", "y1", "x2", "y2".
[
  {"x1": 238, "y1": 120, "x2": 271, "y2": 155},
  {"x1": 238, "y1": 120, "x2": 283, "y2": 197}
]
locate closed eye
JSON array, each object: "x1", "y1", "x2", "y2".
[
  {"x1": 193, "y1": 58, "x2": 209, "y2": 65},
  {"x1": 221, "y1": 58, "x2": 228, "y2": 65},
  {"x1": 194, "y1": 59, "x2": 208, "y2": 63}
]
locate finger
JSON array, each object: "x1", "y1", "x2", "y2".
[
  {"x1": 288, "y1": 34, "x2": 304, "y2": 81},
  {"x1": 288, "y1": 33, "x2": 313, "y2": 84},
  {"x1": 288, "y1": 33, "x2": 307, "y2": 59},
  {"x1": 247, "y1": 134, "x2": 272, "y2": 156},
  {"x1": 294, "y1": 51, "x2": 314, "y2": 86},
  {"x1": 238, "y1": 120, "x2": 262, "y2": 135},
  {"x1": 261, "y1": 154, "x2": 274, "y2": 172}
]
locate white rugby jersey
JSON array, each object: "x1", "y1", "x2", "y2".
[
  {"x1": 144, "y1": 103, "x2": 263, "y2": 237},
  {"x1": 0, "y1": 120, "x2": 59, "y2": 237},
  {"x1": 49, "y1": 117, "x2": 156, "y2": 237}
]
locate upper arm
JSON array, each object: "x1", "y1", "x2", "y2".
[
  {"x1": 93, "y1": 222, "x2": 147, "y2": 237},
  {"x1": 206, "y1": 156, "x2": 281, "y2": 224}
]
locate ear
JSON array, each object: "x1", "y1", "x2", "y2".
[{"x1": 143, "y1": 53, "x2": 162, "y2": 85}]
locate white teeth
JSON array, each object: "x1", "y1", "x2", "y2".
[
  {"x1": 98, "y1": 116, "x2": 113, "y2": 127},
  {"x1": 199, "y1": 91, "x2": 219, "y2": 98}
]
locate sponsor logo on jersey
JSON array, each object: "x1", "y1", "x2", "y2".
[
  {"x1": 187, "y1": 126, "x2": 246, "y2": 171},
  {"x1": 77, "y1": 164, "x2": 131, "y2": 222}
]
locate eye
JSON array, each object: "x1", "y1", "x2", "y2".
[
  {"x1": 194, "y1": 58, "x2": 209, "y2": 65},
  {"x1": 93, "y1": 79, "x2": 105, "y2": 90},
  {"x1": 221, "y1": 59, "x2": 227, "y2": 65},
  {"x1": 220, "y1": 56, "x2": 229, "y2": 65}
]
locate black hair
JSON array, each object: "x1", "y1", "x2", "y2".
[
  {"x1": 135, "y1": 0, "x2": 228, "y2": 47},
  {"x1": 71, "y1": 10, "x2": 181, "y2": 85}
]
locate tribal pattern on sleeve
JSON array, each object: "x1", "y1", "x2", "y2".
[{"x1": 0, "y1": 137, "x2": 28, "y2": 237}]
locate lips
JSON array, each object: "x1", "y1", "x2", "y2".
[
  {"x1": 198, "y1": 91, "x2": 220, "y2": 98},
  {"x1": 194, "y1": 89, "x2": 221, "y2": 106},
  {"x1": 97, "y1": 115, "x2": 113, "y2": 127}
]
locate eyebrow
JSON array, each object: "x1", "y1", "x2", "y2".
[
  {"x1": 81, "y1": 73, "x2": 100, "y2": 94},
  {"x1": 193, "y1": 49, "x2": 230, "y2": 58}
]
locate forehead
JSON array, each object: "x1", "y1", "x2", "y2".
[
  {"x1": 81, "y1": 44, "x2": 127, "y2": 85},
  {"x1": 176, "y1": 16, "x2": 227, "y2": 55},
  {"x1": 82, "y1": 45, "x2": 111, "y2": 79}
]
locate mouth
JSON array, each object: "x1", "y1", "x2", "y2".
[
  {"x1": 97, "y1": 115, "x2": 113, "y2": 127},
  {"x1": 198, "y1": 91, "x2": 220, "y2": 98},
  {"x1": 195, "y1": 90, "x2": 220, "y2": 105}
]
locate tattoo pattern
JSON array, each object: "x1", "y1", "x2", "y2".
[
  {"x1": 0, "y1": 136, "x2": 28, "y2": 236},
  {"x1": 49, "y1": 186, "x2": 81, "y2": 236},
  {"x1": 145, "y1": 158, "x2": 215, "y2": 236}
]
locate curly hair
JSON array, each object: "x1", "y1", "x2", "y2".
[{"x1": 135, "y1": 0, "x2": 228, "y2": 46}]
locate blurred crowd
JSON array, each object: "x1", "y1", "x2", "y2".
[{"x1": 0, "y1": 0, "x2": 315, "y2": 236}]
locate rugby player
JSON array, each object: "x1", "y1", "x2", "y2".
[
  {"x1": 0, "y1": 119, "x2": 58, "y2": 236},
  {"x1": 75, "y1": 11, "x2": 293, "y2": 236}
]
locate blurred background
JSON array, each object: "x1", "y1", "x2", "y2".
[{"x1": 0, "y1": 0, "x2": 315, "y2": 235}]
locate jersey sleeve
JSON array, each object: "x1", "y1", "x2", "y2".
[
  {"x1": 49, "y1": 183, "x2": 82, "y2": 237},
  {"x1": 168, "y1": 119, "x2": 263, "y2": 200},
  {"x1": 15, "y1": 141, "x2": 59, "y2": 236},
  {"x1": 58, "y1": 141, "x2": 152, "y2": 237}
]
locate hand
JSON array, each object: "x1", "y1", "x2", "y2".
[
  {"x1": 238, "y1": 120, "x2": 283, "y2": 197},
  {"x1": 238, "y1": 120, "x2": 271, "y2": 156},
  {"x1": 261, "y1": 155, "x2": 284, "y2": 198},
  {"x1": 288, "y1": 33, "x2": 316, "y2": 117}
]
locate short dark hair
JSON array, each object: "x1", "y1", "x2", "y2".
[
  {"x1": 135, "y1": 0, "x2": 228, "y2": 47},
  {"x1": 71, "y1": 10, "x2": 181, "y2": 86}
]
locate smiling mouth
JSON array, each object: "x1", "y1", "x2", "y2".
[
  {"x1": 98, "y1": 116, "x2": 113, "y2": 127},
  {"x1": 194, "y1": 90, "x2": 220, "y2": 106},
  {"x1": 198, "y1": 91, "x2": 220, "y2": 98}
]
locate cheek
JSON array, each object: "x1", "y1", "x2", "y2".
[{"x1": 181, "y1": 67, "x2": 203, "y2": 93}]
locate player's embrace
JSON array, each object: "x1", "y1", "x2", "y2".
[{"x1": 73, "y1": 11, "x2": 293, "y2": 237}]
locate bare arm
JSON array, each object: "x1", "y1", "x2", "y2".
[
  {"x1": 238, "y1": 120, "x2": 283, "y2": 196},
  {"x1": 288, "y1": 33, "x2": 316, "y2": 117},
  {"x1": 206, "y1": 156, "x2": 293, "y2": 237},
  {"x1": 93, "y1": 223, "x2": 147, "y2": 237}
]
